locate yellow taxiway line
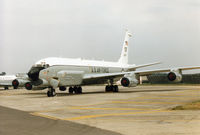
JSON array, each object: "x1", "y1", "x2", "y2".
[
  {"x1": 111, "y1": 101, "x2": 184, "y2": 104},
  {"x1": 30, "y1": 112, "x2": 60, "y2": 120},
  {"x1": 63, "y1": 110, "x2": 171, "y2": 121},
  {"x1": 31, "y1": 108, "x2": 170, "y2": 121},
  {"x1": 70, "y1": 107, "x2": 158, "y2": 111}
]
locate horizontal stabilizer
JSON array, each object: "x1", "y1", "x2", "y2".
[{"x1": 127, "y1": 62, "x2": 161, "y2": 71}]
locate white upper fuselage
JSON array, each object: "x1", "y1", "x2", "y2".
[{"x1": 35, "y1": 57, "x2": 134, "y2": 68}]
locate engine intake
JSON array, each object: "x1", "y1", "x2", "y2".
[
  {"x1": 25, "y1": 82, "x2": 32, "y2": 90},
  {"x1": 167, "y1": 71, "x2": 182, "y2": 82},
  {"x1": 121, "y1": 77, "x2": 130, "y2": 87},
  {"x1": 12, "y1": 79, "x2": 19, "y2": 89},
  {"x1": 24, "y1": 81, "x2": 47, "y2": 90},
  {"x1": 121, "y1": 73, "x2": 139, "y2": 87},
  {"x1": 167, "y1": 72, "x2": 176, "y2": 81}
]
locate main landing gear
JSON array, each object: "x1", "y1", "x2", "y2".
[
  {"x1": 69, "y1": 86, "x2": 82, "y2": 94},
  {"x1": 105, "y1": 85, "x2": 119, "y2": 92},
  {"x1": 47, "y1": 87, "x2": 56, "y2": 97},
  {"x1": 47, "y1": 86, "x2": 83, "y2": 97},
  {"x1": 105, "y1": 79, "x2": 119, "y2": 92}
]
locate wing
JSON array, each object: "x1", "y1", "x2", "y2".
[
  {"x1": 83, "y1": 72, "x2": 126, "y2": 80},
  {"x1": 82, "y1": 66, "x2": 200, "y2": 85},
  {"x1": 82, "y1": 72, "x2": 129, "y2": 85},
  {"x1": 135, "y1": 66, "x2": 200, "y2": 76}
]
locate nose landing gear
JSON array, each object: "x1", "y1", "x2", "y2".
[{"x1": 47, "y1": 87, "x2": 56, "y2": 97}]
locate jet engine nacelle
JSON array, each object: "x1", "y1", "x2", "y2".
[
  {"x1": 167, "y1": 69, "x2": 182, "y2": 82},
  {"x1": 57, "y1": 70, "x2": 84, "y2": 86},
  {"x1": 12, "y1": 79, "x2": 29, "y2": 89},
  {"x1": 24, "y1": 82, "x2": 46, "y2": 90},
  {"x1": 24, "y1": 79, "x2": 48, "y2": 90},
  {"x1": 121, "y1": 73, "x2": 139, "y2": 87},
  {"x1": 39, "y1": 69, "x2": 84, "y2": 87}
]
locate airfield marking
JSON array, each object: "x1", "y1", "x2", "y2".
[
  {"x1": 32, "y1": 102, "x2": 114, "y2": 113},
  {"x1": 32, "y1": 101, "x2": 120, "y2": 113},
  {"x1": 32, "y1": 106, "x2": 156, "y2": 114},
  {"x1": 33, "y1": 93, "x2": 198, "y2": 115},
  {"x1": 97, "y1": 118, "x2": 200, "y2": 122},
  {"x1": 72, "y1": 102, "x2": 113, "y2": 107},
  {"x1": 31, "y1": 103, "x2": 166, "y2": 121},
  {"x1": 33, "y1": 107, "x2": 72, "y2": 113},
  {"x1": 31, "y1": 109, "x2": 171, "y2": 121},
  {"x1": 70, "y1": 107, "x2": 158, "y2": 111},
  {"x1": 33, "y1": 100, "x2": 182, "y2": 114},
  {"x1": 113, "y1": 89, "x2": 200, "y2": 101},
  {"x1": 69, "y1": 95, "x2": 193, "y2": 108},
  {"x1": 113, "y1": 96, "x2": 199, "y2": 101},
  {"x1": 110, "y1": 101, "x2": 184, "y2": 105},
  {"x1": 63, "y1": 110, "x2": 171, "y2": 121},
  {"x1": 30, "y1": 112, "x2": 60, "y2": 120},
  {"x1": 157, "y1": 93, "x2": 200, "y2": 97}
]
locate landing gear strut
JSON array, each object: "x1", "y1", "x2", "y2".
[
  {"x1": 105, "y1": 85, "x2": 119, "y2": 92},
  {"x1": 105, "y1": 79, "x2": 119, "y2": 92},
  {"x1": 47, "y1": 87, "x2": 56, "y2": 97},
  {"x1": 69, "y1": 86, "x2": 82, "y2": 94}
]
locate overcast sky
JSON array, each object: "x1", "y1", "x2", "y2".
[{"x1": 0, "y1": 0, "x2": 200, "y2": 74}]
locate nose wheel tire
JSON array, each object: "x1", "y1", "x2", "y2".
[{"x1": 47, "y1": 88, "x2": 56, "y2": 97}]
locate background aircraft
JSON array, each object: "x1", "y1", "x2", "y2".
[
  {"x1": 12, "y1": 30, "x2": 200, "y2": 97},
  {"x1": 0, "y1": 75, "x2": 16, "y2": 90},
  {"x1": 0, "y1": 73, "x2": 28, "y2": 90},
  {"x1": 0, "y1": 72, "x2": 6, "y2": 76}
]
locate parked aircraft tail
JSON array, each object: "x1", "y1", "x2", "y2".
[{"x1": 118, "y1": 30, "x2": 132, "y2": 65}]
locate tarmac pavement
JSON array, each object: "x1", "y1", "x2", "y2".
[{"x1": 0, "y1": 85, "x2": 200, "y2": 135}]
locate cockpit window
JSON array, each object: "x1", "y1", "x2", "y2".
[{"x1": 34, "y1": 64, "x2": 49, "y2": 68}]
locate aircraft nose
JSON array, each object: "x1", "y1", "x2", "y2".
[
  {"x1": 28, "y1": 67, "x2": 43, "y2": 81},
  {"x1": 28, "y1": 71, "x2": 39, "y2": 81}
]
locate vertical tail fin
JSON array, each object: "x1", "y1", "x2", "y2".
[{"x1": 118, "y1": 30, "x2": 132, "y2": 65}]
